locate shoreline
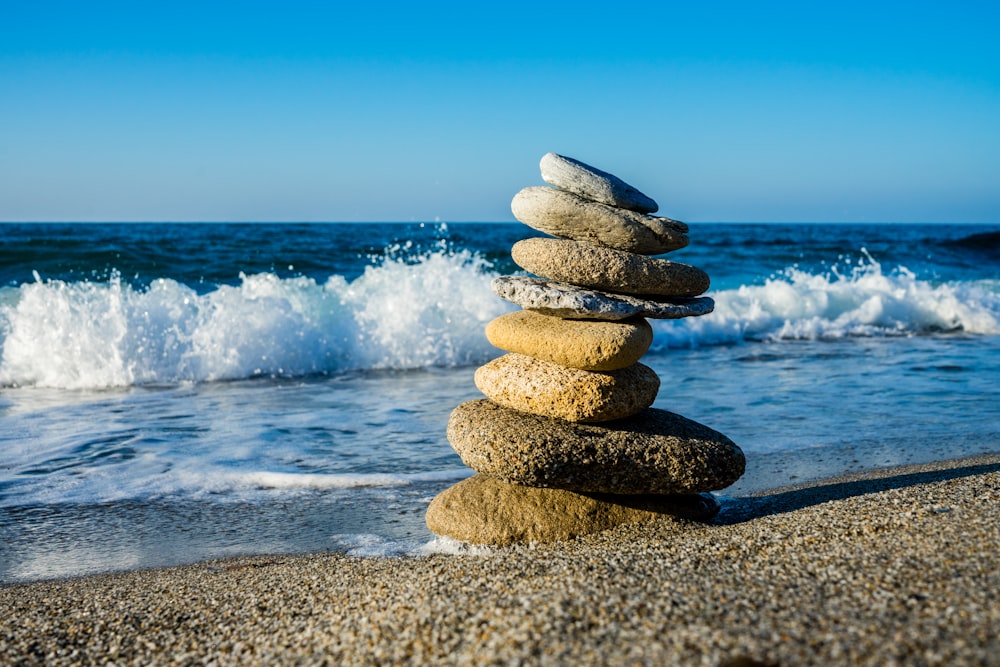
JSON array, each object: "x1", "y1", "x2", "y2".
[{"x1": 2, "y1": 453, "x2": 998, "y2": 665}]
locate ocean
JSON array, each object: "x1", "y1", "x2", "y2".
[{"x1": 1, "y1": 221, "x2": 999, "y2": 583}]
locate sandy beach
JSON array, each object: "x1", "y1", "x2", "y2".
[{"x1": 2, "y1": 454, "x2": 997, "y2": 666}]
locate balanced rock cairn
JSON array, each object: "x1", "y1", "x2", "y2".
[{"x1": 426, "y1": 153, "x2": 745, "y2": 545}]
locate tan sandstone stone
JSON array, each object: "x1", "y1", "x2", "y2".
[
  {"x1": 447, "y1": 400, "x2": 746, "y2": 494},
  {"x1": 510, "y1": 186, "x2": 688, "y2": 255},
  {"x1": 485, "y1": 310, "x2": 652, "y2": 371},
  {"x1": 425, "y1": 474, "x2": 720, "y2": 546},
  {"x1": 474, "y1": 354, "x2": 659, "y2": 422},
  {"x1": 512, "y1": 237, "x2": 710, "y2": 297}
]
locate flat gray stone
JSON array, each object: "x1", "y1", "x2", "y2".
[
  {"x1": 512, "y1": 237, "x2": 710, "y2": 297},
  {"x1": 492, "y1": 276, "x2": 714, "y2": 320},
  {"x1": 539, "y1": 152, "x2": 659, "y2": 213},
  {"x1": 425, "y1": 474, "x2": 720, "y2": 546},
  {"x1": 447, "y1": 400, "x2": 746, "y2": 494},
  {"x1": 511, "y1": 186, "x2": 688, "y2": 255}
]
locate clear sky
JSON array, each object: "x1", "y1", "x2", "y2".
[{"x1": 2, "y1": 1, "x2": 998, "y2": 223}]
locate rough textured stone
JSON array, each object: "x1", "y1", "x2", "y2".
[
  {"x1": 512, "y1": 237, "x2": 710, "y2": 297},
  {"x1": 511, "y1": 186, "x2": 688, "y2": 255},
  {"x1": 485, "y1": 310, "x2": 652, "y2": 371},
  {"x1": 474, "y1": 353, "x2": 659, "y2": 422},
  {"x1": 447, "y1": 400, "x2": 745, "y2": 494},
  {"x1": 539, "y1": 152, "x2": 659, "y2": 214},
  {"x1": 425, "y1": 474, "x2": 720, "y2": 545},
  {"x1": 492, "y1": 276, "x2": 714, "y2": 320}
]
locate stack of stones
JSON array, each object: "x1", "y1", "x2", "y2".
[{"x1": 426, "y1": 153, "x2": 745, "y2": 546}]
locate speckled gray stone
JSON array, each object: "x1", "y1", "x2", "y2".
[
  {"x1": 539, "y1": 152, "x2": 659, "y2": 213},
  {"x1": 425, "y1": 474, "x2": 719, "y2": 545},
  {"x1": 492, "y1": 276, "x2": 714, "y2": 320},
  {"x1": 485, "y1": 311, "x2": 652, "y2": 371},
  {"x1": 474, "y1": 353, "x2": 659, "y2": 422},
  {"x1": 512, "y1": 237, "x2": 710, "y2": 297},
  {"x1": 511, "y1": 186, "x2": 688, "y2": 255},
  {"x1": 447, "y1": 399, "x2": 745, "y2": 494}
]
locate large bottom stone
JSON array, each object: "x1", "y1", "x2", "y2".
[
  {"x1": 425, "y1": 474, "x2": 720, "y2": 546},
  {"x1": 447, "y1": 400, "x2": 745, "y2": 494}
]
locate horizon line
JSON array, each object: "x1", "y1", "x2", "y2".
[{"x1": 2, "y1": 220, "x2": 998, "y2": 225}]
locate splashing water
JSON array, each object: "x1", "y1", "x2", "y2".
[
  {"x1": 0, "y1": 248, "x2": 514, "y2": 389},
  {"x1": 2, "y1": 223, "x2": 999, "y2": 582},
  {"x1": 2, "y1": 240, "x2": 999, "y2": 388},
  {"x1": 655, "y1": 249, "x2": 1000, "y2": 347}
]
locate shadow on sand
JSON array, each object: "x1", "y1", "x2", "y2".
[{"x1": 716, "y1": 460, "x2": 1000, "y2": 525}]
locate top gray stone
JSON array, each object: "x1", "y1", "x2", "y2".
[{"x1": 540, "y1": 152, "x2": 659, "y2": 214}]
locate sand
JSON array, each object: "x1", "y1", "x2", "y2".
[{"x1": 2, "y1": 454, "x2": 998, "y2": 666}]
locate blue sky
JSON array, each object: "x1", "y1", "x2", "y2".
[{"x1": 2, "y1": 1, "x2": 998, "y2": 222}]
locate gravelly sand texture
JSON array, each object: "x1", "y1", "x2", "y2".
[{"x1": 2, "y1": 454, "x2": 998, "y2": 666}]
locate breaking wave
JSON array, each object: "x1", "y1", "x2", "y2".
[
  {"x1": 656, "y1": 249, "x2": 1000, "y2": 346},
  {"x1": 2, "y1": 247, "x2": 998, "y2": 388}
]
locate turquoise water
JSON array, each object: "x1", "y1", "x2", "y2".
[{"x1": 1, "y1": 222, "x2": 998, "y2": 581}]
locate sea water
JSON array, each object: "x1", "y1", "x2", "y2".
[{"x1": 1, "y1": 222, "x2": 998, "y2": 582}]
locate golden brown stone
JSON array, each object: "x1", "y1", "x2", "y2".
[
  {"x1": 474, "y1": 353, "x2": 659, "y2": 422},
  {"x1": 485, "y1": 310, "x2": 652, "y2": 371},
  {"x1": 425, "y1": 474, "x2": 720, "y2": 545}
]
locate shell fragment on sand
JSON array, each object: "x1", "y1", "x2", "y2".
[
  {"x1": 447, "y1": 400, "x2": 746, "y2": 495},
  {"x1": 492, "y1": 276, "x2": 714, "y2": 320},
  {"x1": 425, "y1": 474, "x2": 719, "y2": 546},
  {"x1": 474, "y1": 353, "x2": 659, "y2": 422},
  {"x1": 511, "y1": 186, "x2": 688, "y2": 255},
  {"x1": 539, "y1": 152, "x2": 659, "y2": 214},
  {"x1": 485, "y1": 310, "x2": 652, "y2": 371},
  {"x1": 512, "y1": 237, "x2": 710, "y2": 297}
]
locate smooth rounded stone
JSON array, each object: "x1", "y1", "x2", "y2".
[
  {"x1": 512, "y1": 237, "x2": 710, "y2": 297},
  {"x1": 474, "y1": 353, "x2": 659, "y2": 422},
  {"x1": 511, "y1": 186, "x2": 688, "y2": 255},
  {"x1": 485, "y1": 310, "x2": 652, "y2": 371},
  {"x1": 539, "y1": 152, "x2": 659, "y2": 214},
  {"x1": 492, "y1": 276, "x2": 714, "y2": 321},
  {"x1": 425, "y1": 474, "x2": 720, "y2": 546},
  {"x1": 447, "y1": 400, "x2": 746, "y2": 494}
]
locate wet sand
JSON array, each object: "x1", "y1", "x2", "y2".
[{"x1": 2, "y1": 454, "x2": 998, "y2": 666}]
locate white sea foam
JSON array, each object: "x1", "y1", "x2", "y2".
[
  {"x1": 331, "y1": 534, "x2": 429, "y2": 558},
  {"x1": 655, "y1": 250, "x2": 1000, "y2": 347},
  {"x1": 0, "y1": 248, "x2": 514, "y2": 389},
  {"x1": 327, "y1": 533, "x2": 504, "y2": 559},
  {"x1": 230, "y1": 468, "x2": 472, "y2": 491},
  {"x1": 1, "y1": 463, "x2": 474, "y2": 507},
  {"x1": 414, "y1": 536, "x2": 500, "y2": 557},
  {"x1": 1, "y1": 248, "x2": 998, "y2": 388}
]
